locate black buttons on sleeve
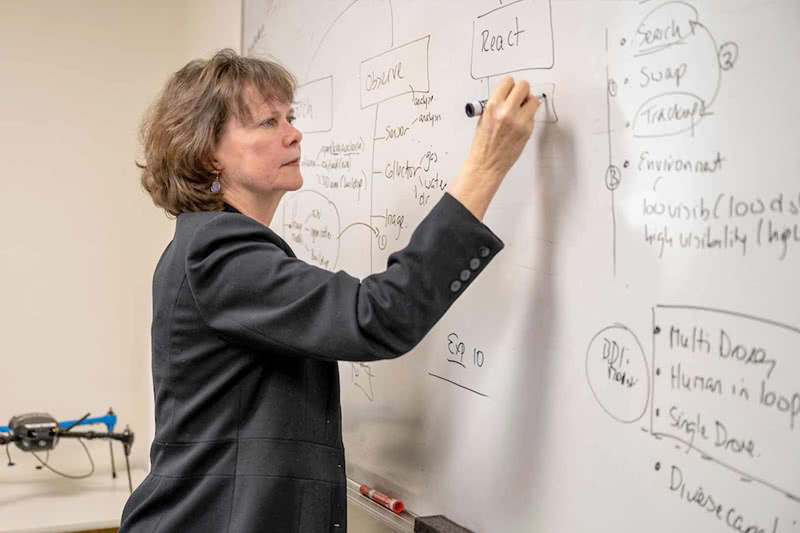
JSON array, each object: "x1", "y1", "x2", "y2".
[{"x1": 449, "y1": 246, "x2": 493, "y2": 294}]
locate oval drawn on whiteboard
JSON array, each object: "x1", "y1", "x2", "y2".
[
  {"x1": 633, "y1": 92, "x2": 709, "y2": 138},
  {"x1": 635, "y1": 2, "x2": 699, "y2": 57},
  {"x1": 586, "y1": 325, "x2": 649, "y2": 423},
  {"x1": 282, "y1": 190, "x2": 341, "y2": 270}
]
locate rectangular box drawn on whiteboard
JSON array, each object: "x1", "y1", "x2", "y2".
[
  {"x1": 531, "y1": 82, "x2": 558, "y2": 123},
  {"x1": 471, "y1": 0, "x2": 554, "y2": 79},
  {"x1": 293, "y1": 76, "x2": 333, "y2": 133},
  {"x1": 360, "y1": 35, "x2": 430, "y2": 109},
  {"x1": 652, "y1": 305, "x2": 800, "y2": 502}
]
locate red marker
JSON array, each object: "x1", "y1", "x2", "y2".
[{"x1": 359, "y1": 484, "x2": 405, "y2": 514}]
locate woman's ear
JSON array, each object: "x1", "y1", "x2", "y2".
[{"x1": 207, "y1": 159, "x2": 223, "y2": 175}]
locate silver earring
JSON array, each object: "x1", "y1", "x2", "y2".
[{"x1": 211, "y1": 175, "x2": 221, "y2": 193}]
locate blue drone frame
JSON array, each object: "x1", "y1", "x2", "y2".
[{"x1": 0, "y1": 408, "x2": 135, "y2": 492}]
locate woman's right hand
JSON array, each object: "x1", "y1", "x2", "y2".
[{"x1": 447, "y1": 76, "x2": 539, "y2": 221}]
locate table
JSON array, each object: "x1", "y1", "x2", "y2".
[{"x1": 0, "y1": 468, "x2": 147, "y2": 533}]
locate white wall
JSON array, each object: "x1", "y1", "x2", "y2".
[{"x1": 0, "y1": 0, "x2": 240, "y2": 476}]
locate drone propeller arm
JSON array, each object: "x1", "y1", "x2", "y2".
[{"x1": 58, "y1": 429, "x2": 134, "y2": 453}]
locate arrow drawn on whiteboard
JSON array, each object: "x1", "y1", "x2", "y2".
[
  {"x1": 338, "y1": 222, "x2": 379, "y2": 239},
  {"x1": 307, "y1": 0, "x2": 395, "y2": 79}
]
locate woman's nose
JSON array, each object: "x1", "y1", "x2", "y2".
[{"x1": 284, "y1": 123, "x2": 302, "y2": 146}]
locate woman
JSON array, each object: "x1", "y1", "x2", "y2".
[{"x1": 120, "y1": 49, "x2": 539, "y2": 532}]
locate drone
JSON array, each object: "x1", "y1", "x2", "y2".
[{"x1": 0, "y1": 408, "x2": 135, "y2": 493}]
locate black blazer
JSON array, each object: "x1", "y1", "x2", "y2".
[{"x1": 119, "y1": 193, "x2": 502, "y2": 532}]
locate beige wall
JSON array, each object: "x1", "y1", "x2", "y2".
[
  {"x1": 0, "y1": 3, "x2": 404, "y2": 531},
  {"x1": 0, "y1": 0, "x2": 240, "y2": 474}
]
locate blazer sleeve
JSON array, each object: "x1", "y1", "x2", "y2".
[{"x1": 185, "y1": 193, "x2": 504, "y2": 362}]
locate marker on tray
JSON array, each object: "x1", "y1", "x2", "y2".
[
  {"x1": 465, "y1": 93, "x2": 546, "y2": 117},
  {"x1": 359, "y1": 484, "x2": 405, "y2": 514}
]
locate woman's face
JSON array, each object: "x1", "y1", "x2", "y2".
[{"x1": 214, "y1": 87, "x2": 303, "y2": 199}]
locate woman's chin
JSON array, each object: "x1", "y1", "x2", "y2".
[{"x1": 272, "y1": 177, "x2": 303, "y2": 193}]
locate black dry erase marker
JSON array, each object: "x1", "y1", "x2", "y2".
[{"x1": 465, "y1": 93, "x2": 546, "y2": 117}]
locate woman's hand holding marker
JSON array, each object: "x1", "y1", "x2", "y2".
[{"x1": 447, "y1": 76, "x2": 540, "y2": 221}]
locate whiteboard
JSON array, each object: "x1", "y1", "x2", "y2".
[{"x1": 242, "y1": 1, "x2": 800, "y2": 531}]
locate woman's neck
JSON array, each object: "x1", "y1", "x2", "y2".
[{"x1": 222, "y1": 189, "x2": 285, "y2": 227}]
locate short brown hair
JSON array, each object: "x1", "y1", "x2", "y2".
[{"x1": 138, "y1": 49, "x2": 296, "y2": 216}]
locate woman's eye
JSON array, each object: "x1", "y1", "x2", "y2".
[
  {"x1": 261, "y1": 118, "x2": 277, "y2": 127},
  {"x1": 287, "y1": 116, "x2": 296, "y2": 124}
]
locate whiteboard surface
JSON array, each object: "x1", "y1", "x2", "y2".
[{"x1": 243, "y1": 1, "x2": 800, "y2": 531}]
